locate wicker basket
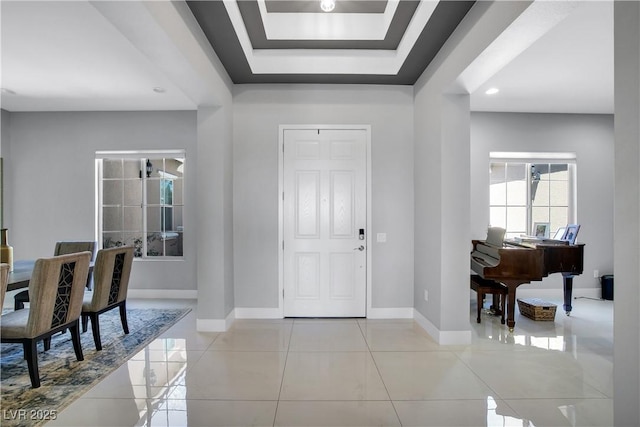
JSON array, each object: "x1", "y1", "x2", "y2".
[{"x1": 517, "y1": 298, "x2": 557, "y2": 321}]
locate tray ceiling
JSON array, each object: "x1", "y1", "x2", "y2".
[{"x1": 186, "y1": 0, "x2": 475, "y2": 85}]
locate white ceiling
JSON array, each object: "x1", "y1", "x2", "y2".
[
  {"x1": 0, "y1": 1, "x2": 197, "y2": 111},
  {"x1": 0, "y1": 0, "x2": 614, "y2": 114},
  {"x1": 471, "y1": 0, "x2": 613, "y2": 114}
]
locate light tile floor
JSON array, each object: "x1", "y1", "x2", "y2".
[{"x1": 43, "y1": 294, "x2": 613, "y2": 426}]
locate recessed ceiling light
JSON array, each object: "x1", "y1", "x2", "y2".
[
  {"x1": 485, "y1": 88, "x2": 499, "y2": 95},
  {"x1": 1, "y1": 88, "x2": 17, "y2": 95},
  {"x1": 153, "y1": 87, "x2": 166, "y2": 93},
  {"x1": 320, "y1": 0, "x2": 335, "y2": 12}
]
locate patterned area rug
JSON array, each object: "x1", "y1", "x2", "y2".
[{"x1": 0, "y1": 307, "x2": 190, "y2": 427}]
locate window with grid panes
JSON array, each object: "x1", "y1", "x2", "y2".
[
  {"x1": 97, "y1": 152, "x2": 184, "y2": 258},
  {"x1": 490, "y1": 160, "x2": 575, "y2": 239}
]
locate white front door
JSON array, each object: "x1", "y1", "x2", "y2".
[{"x1": 283, "y1": 128, "x2": 367, "y2": 317}]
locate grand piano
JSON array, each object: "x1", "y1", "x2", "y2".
[{"x1": 471, "y1": 227, "x2": 584, "y2": 331}]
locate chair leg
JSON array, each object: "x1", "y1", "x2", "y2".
[
  {"x1": 82, "y1": 314, "x2": 89, "y2": 333},
  {"x1": 23, "y1": 339, "x2": 41, "y2": 388},
  {"x1": 119, "y1": 301, "x2": 129, "y2": 335},
  {"x1": 69, "y1": 320, "x2": 84, "y2": 361},
  {"x1": 89, "y1": 313, "x2": 102, "y2": 351},
  {"x1": 14, "y1": 290, "x2": 30, "y2": 310},
  {"x1": 44, "y1": 329, "x2": 69, "y2": 351}
]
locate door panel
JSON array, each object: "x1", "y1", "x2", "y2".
[
  {"x1": 295, "y1": 253, "x2": 320, "y2": 299},
  {"x1": 295, "y1": 171, "x2": 320, "y2": 238},
  {"x1": 284, "y1": 128, "x2": 367, "y2": 317},
  {"x1": 330, "y1": 171, "x2": 355, "y2": 237}
]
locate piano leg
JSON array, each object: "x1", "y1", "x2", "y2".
[
  {"x1": 563, "y1": 274, "x2": 574, "y2": 315},
  {"x1": 503, "y1": 281, "x2": 521, "y2": 332},
  {"x1": 490, "y1": 293, "x2": 500, "y2": 313}
]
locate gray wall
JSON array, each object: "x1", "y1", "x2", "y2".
[
  {"x1": 613, "y1": 2, "x2": 640, "y2": 424},
  {"x1": 412, "y1": 0, "x2": 531, "y2": 335},
  {"x1": 196, "y1": 104, "x2": 236, "y2": 321},
  {"x1": 1, "y1": 109, "x2": 10, "y2": 228},
  {"x1": 233, "y1": 84, "x2": 415, "y2": 310},
  {"x1": 3, "y1": 110, "x2": 198, "y2": 291},
  {"x1": 471, "y1": 112, "x2": 614, "y2": 292},
  {"x1": 1, "y1": 109, "x2": 8, "y2": 157}
]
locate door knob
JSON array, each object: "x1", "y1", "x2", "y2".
[{"x1": 354, "y1": 245, "x2": 365, "y2": 251}]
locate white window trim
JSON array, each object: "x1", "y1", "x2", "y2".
[
  {"x1": 95, "y1": 150, "x2": 185, "y2": 159},
  {"x1": 490, "y1": 151, "x2": 577, "y2": 163}
]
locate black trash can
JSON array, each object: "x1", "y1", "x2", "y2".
[{"x1": 600, "y1": 274, "x2": 614, "y2": 301}]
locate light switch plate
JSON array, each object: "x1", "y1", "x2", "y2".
[{"x1": 376, "y1": 233, "x2": 387, "y2": 243}]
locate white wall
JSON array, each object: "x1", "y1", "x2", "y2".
[
  {"x1": 471, "y1": 112, "x2": 614, "y2": 293},
  {"x1": 232, "y1": 84, "x2": 414, "y2": 311},
  {"x1": 3, "y1": 110, "x2": 198, "y2": 291}
]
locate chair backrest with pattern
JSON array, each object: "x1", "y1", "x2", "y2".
[
  {"x1": 0, "y1": 263, "x2": 9, "y2": 310},
  {"x1": 87, "y1": 246, "x2": 134, "y2": 312},
  {"x1": 26, "y1": 252, "x2": 91, "y2": 338}
]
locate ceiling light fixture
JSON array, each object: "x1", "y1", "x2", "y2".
[
  {"x1": 485, "y1": 88, "x2": 499, "y2": 95},
  {"x1": 1, "y1": 88, "x2": 17, "y2": 95},
  {"x1": 320, "y1": 0, "x2": 335, "y2": 12},
  {"x1": 153, "y1": 87, "x2": 166, "y2": 93}
]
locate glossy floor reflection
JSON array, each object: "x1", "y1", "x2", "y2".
[{"x1": 47, "y1": 295, "x2": 613, "y2": 426}]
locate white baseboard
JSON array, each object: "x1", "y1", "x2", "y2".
[
  {"x1": 413, "y1": 309, "x2": 472, "y2": 345},
  {"x1": 234, "y1": 307, "x2": 414, "y2": 320},
  {"x1": 128, "y1": 289, "x2": 197, "y2": 299},
  {"x1": 197, "y1": 309, "x2": 235, "y2": 332},
  {"x1": 235, "y1": 308, "x2": 282, "y2": 319},
  {"x1": 367, "y1": 307, "x2": 414, "y2": 319}
]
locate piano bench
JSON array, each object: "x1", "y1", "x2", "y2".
[{"x1": 470, "y1": 275, "x2": 507, "y2": 324}]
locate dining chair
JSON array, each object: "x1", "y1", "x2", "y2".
[
  {"x1": 0, "y1": 263, "x2": 9, "y2": 311},
  {"x1": 14, "y1": 240, "x2": 97, "y2": 310},
  {"x1": 54, "y1": 241, "x2": 97, "y2": 289},
  {"x1": 81, "y1": 246, "x2": 134, "y2": 351},
  {"x1": 0, "y1": 252, "x2": 92, "y2": 388}
]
